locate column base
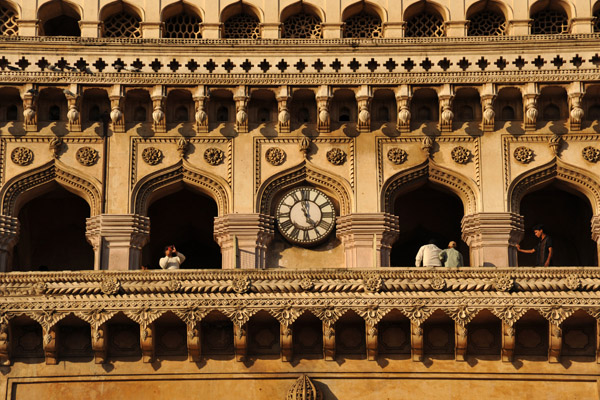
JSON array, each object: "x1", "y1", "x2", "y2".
[
  {"x1": 214, "y1": 214, "x2": 274, "y2": 269},
  {"x1": 462, "y1": 213, "x2": 524, "y2": 267},
  {"x1": 336, "y1": 213, "x2": 399, "y2": 268}
]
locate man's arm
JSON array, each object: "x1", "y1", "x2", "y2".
[
  {"x1": 458, "y1": 253, "x2": 464, "y2": 267},
  {"x1": 176, "y1": 252, "x2": 186, "y2": 264},
  {"x1": 516, "y1": 244, "x2": 535, "y2": 254},
  {"x1": 159, "y1": 257, "x2": 168, "y2": 269},
  {"x1": 544, "y1": 247, "x2": 553, "y2": 267},
  {"x1": 415, "y1": 246, "x2": 424, "y2": 267},
  {"x1": 438, "y1": 250, "x2": 447, "y2": 264}
]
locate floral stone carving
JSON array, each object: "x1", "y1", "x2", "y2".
[
  {"x1": 265, "y1": 147, "x2": 286, "y2": 166},
  {"x1": 100, "y1": 278, "x2": 120, "y2": 295},
  {"x1": 430, "y1": 277, "x2": 446, "y2": 291},
  {"x1": 142, "y1": 147, "x2": 163, "y2": 165},
  {"x1": 451, "y1": 146, "x2": 471, "y2": 164},
  {"x1": 387, "y1": 148, "x2": 408, "y2": 165},
  {"x1": 582, "y1": 146, "x2": 600, "y2": 163},
  {"x1": 287, "y1": 375, "x2": 323, "y2": 400},
  {"x1": 363, "y1": 274, "x2": 383, "y2": 293},
  {"x1": 11, "y1": 147, "x2": 33, "y2": 166},
  {"x1": 326, "y1": 148, "x2": 347, "y2": 165},
  {"x1": 76, "y1": 147, "x2": 99, "y2": 166},
  {"x1": 513, "y1": 146, "x2": 534, "y2": 164},
  {"x1": 299, "y1": 277, "x2": 314, "y2": 291},
  {"x1": 231, "y1": 276, "x2": 250, "y2": 294},
  {"x1": 204, "y1": 148, "x2": 224, "y2": 166}
]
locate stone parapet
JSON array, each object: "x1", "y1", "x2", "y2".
[
  {"x1": 85, "y1": 214, "x2": 150, "y2": 271},
  {"x1": 336, "y1": 213, "x2": 399, "y2": 268},
  {"x1": 214, "y1": 213, "x2": 275, "y2": 269},
  {"x1": 462, "y1": 212, "x2": 525, "y2": 267}
]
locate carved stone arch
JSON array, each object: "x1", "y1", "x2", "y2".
[
  {"x1": 382, "y1": 160, "x2": 479, "y2": 215},
  {"x1": 161, "y1": 0, "x2": 204, "y2": 22},
  {"x1": 0, "y1": 159, "x2": 102, "y2": 217},
  {"x1": 220, "y1": 1, "x2": 263, "y2": 23},
  {"x1": 0, "y1": 0, "x2": 20, "y2": 17},
  {"x1": 131, "y1": 159, "x2": 231, "y2": 216},
  {"x1": 403, "y1": 0, "x2": 450, "y2": 21},
  {"x1": 99, "y1": 0, "x2": 144, "y2": 21},
  {"x1": 280, "y1": 1, "x2": 325, "y2": 22},
  {"x1": 508, "y1": 158, "x2": 600, "y2": 214},
  {"x1": 341, "y1": 1, "x2": 388, "y2": 22},
  {"x1": 256, "y1": 160, "x2": 353, "y2": 216},
  {"x1": 465, "y1": 0, "x2": 513, "y2": 21},
  {"x1": 530, "y1": 0, "x2": 575, "y2": 19}
]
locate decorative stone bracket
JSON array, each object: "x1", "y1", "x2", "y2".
[
  {"x1": 316, "y1": 85, "x2": 332, "y2": 133},
  {"x1": 214, "y1": 213, "x2": 275, "y2": 269},
  {"x1": 395, "y1": 85, "x2": 411, "y2": 133},
  {"x1": 20, "y1": 84, "x2": 37, "y2": 132},
  {"x1": 277, "y1": 86, "x2": 291, "y2": 134},
  {"x1": 64, "y1": 84, "x2": 81, "y2": 132},
  {"x1": 234, "y1": 86, "x2": 249, "y2": 133},
  {"x1": 85, "y1": 214, "x2": 150, "y2": 270},
  {"x1": 356, "y1": 85, "x2": 372, "y2": 133},
  {"x1": 109, "y1": 85, "x2": 125, "y2": 133},
  {"x1": 151, "y1": 86, "x2": 166, "y2": 133}
]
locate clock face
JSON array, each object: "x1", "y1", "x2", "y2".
[{"x1": 276, "y1": 187, "x2": 336, "y2": 245}]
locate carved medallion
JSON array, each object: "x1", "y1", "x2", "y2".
[
  {"x1": 513, "y1": 146, "x2": 534, "y2": 164},
  {"x1": 76, "y1": 147, "x2": 99, "y2": 166},
  {"x1": 204, "y1": 147, "x2": 225, "y2": 166},
  {"x1": 565, "y1": 276, "x2": 581, "y2": 291},
  {"x1": 326, "y1": 148, "x2": 347, "y2": 165},
  {"x1": 299, "y1": 277, "x2": 314, "y2": 291},
  {"x1": 100, "y1": 278, "x2": 121, "y2": 295},
  {"x1": 451, "y1": 146, "x2": 471, "y2": 164},
  {"x1": 387, "y1": 147, "x2": 408, "y2": 165},
  {"x1": 287, "y1": 375, "x2": 323, "y2": 400},
  {"x1": 493, "y1": 275, "x2": 513, "y2": 292},
  {"x1": 582, "y1": 146, "x2": 600, "y2": 163},
  {"x1": 430, "y1": 277, "x2": 446, "y2": 291},
  {"x1": 11, "y1": 147, "x2": 33, "y2": 166},
  {"x1": 167, "y1": 280, "x2": 182, "y2": 292},
  {"x1": 265, "y1": 147, "x2": 286, "y2": 166},
  {"x1": 231, "y1": 276, "x2": 250, "y2": 294},
  {"x1": 141, "y1": 147, "x2": 163, "y2": 165},
  {"x1": 363, "y1": 273, "x2": 383, "y2": 293}
]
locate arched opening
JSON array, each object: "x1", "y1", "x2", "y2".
[
  {"x1": 0, "y1": 87, "x2": 21, "y2": 123},
  {"x1": 81, "y1": 88, "x2": 110, "y2": 129},
  {"x1": 293, "y1": 311, "x2": 323, "y2": 360},
  {"x1": 411, "y1": 88, "x2": 439, "y2": 129},
  {"x1": 342, "y1": 3, "x2": 383, "y2": 38},
  {"x1": 335, "y1": 311, "x2": 366, "y2": 360},
  {"x1": 466, "y1": 310, "x2": 501, "y2": 360},
  {"x1": 453, "y1": 87, "x2": 481, "y2": 128},
  {"x1": 10, "y1": 316, "x2": 44, "y2": 360},
  {"x1": 221, "y1": 2, "x2": 261, "y2": 39},
  {"x1": 217, "y1": 106, "x2": 229, "y2": 122},
  {"x1": 0, "y1": 3, "x2": 18, "y2": 36},
  {"x1": 38, "y1": 87, "x2": 67, "y2": 122},
  {"x1": 537, "y1": 86, "x2": 568, "y2": 128},
  {"x1": 518, "y1": 183, "x2": 597, "y2": 266},
  {"x1": 58, "y1": 315, "x2": 93, "y2": 362},
  {"x1": 154, "y1": 312, "x2": 188, "y2": 360},
  {"x1": 583, "y1": 85, "x2": 600, "y2": 125},
  {"x1": 38, "y1": 0, "x2": 81, "y2": 36},
  {"x1": 390, "y1": 182, "x2": 468, "y2": 266},
  {"x1": 466, "y1": 1, "x2": 507, "y2": 36},
  {"x1": 12, "y1": 184, "x2": 94, "y2": 271},
  {"x1": 514, "y1": 310, "x2": 548, "y2": 360},
  {"x1": 166, "y1": 89, "x2": 193, "y2": 125},
  {"x1": 125, "y1": 89, "x2": 151, "y2": 124},
  {"x1": 101, "y1": 2, "x2": 142, "y2": 38},
  {"x1": 404, "y1": 2, "x2": 446, "y2": 37},
  {"x1": 201, "y1": 311, "x2": 234, "y2": 358},
  {"x1": 594, "y1": 2, "x2": 600, "y2": 33},
  {"x1": 530, "y1": 0, "x2": 569, "y2": 34},
  {"x1": 247, "y1": 311, "x2": 280, "y2": 357},
  {"x1": 561, "y1": 311, "x2": 596, "y2": 360},
  {"x1": 377, "y1": 310, "x2": 411, "y2": 359},
  {"x1": 281, "y1": 2, "x2": 323, "y2": 38},
  {"x1": 331, "y1": 89, "x2": 357, "y2": 127},
  {"x1": 143, "y1": 188, "x2": 221, "y2": 269},
  {"x1": 371, "y1": 89, "x2": 396, "y2": 128},
  {"x1": 162, "y1": 2, "x2": 202, "y2": 39},
  {"x1": 495, "y1": 87, "x2": 523, "y2": 127},
  {"x1": 423, "y1": 310, "x2": 455, "y2": 359},
  {"x1": 290, "y1": 88, "x2": 316, "y2": 129},
  {"x1": 209, "y1": 89, "x2": 235, "y2": 126},
  {"x1": 248, "y1": 89, "x2": 276, "y2": 127}
]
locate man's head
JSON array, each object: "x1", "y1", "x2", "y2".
[
  {"x1": 448, "y1": 241, "x2": 457, "y2": 248},
  {"x1": 532, "y1": 224, "x2": 545, "y2": 238},
  {"x1": 164, "y1": 245, "x2": 176, "y2": 256},
  {"x1": 428, "y1": 239, "x2": 437, "y2": 246}
]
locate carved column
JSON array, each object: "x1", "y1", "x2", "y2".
[
  {"x1": 455, "y1": 323, "x2": 468, "y2": 361},
  {"x1": 592, "y1": 216, "x2": 600, "y2": 269},
  {"x1": 109, "y1": 85, "x2": 125, "y2": 133},
  {"x1": 395, "y1": 85, "x2": 411, "y2": 133},
  {"x1": 322, "y1": 322, "x2": 335, "y2": 361},
  {"x1": 365, "y1": 323, "x2": 378, "y2": 361},
  {"x1": 276, "y1": 86, "x2": 291, "y2": 134},
  {"x1": 233, "y1": 323, "x2": 248, "y2": 362},
  {"x1": 462, "y1": 213, "x2": 524, "y2": 267},
  {"x1": 234, "y1": 86, "x2": 249, "y2": 133},
  {"x1": 214, "y1": 214, "x2": 275, "y2": 269},
  {"x1": 65, "y1": 84, "x2": 81, "y2": 132},
  {"x1": 480, "y1": 83, "x2": 497, "y2": 132},
  {"x1": 596, "y1": 319, "x2": 600, "y2": 364},
  {"x1": 410, "y1": 321, "x2": 424, "y2": 362},
  {"x1": 336, "y1": 213, "x2": 399, "y2": 268},
  {"x1": 548, "y1": 322, "x2": 562, "y2": 363},
  {"x1": 173, "y1": 308, "x2": 205, "y2": 362},
  {"x1": 280, "y1": 323, "x2": 293, "y2": 362},
  {"x1": 523, "y1": 83, "x2": 539, "y2": 131},
  {"x1": 193, "y1": 86, "x2": 209, "y2": 133},
  {"x1": 0, "y1": 314, "x2": 11, "y2": 365},
  {"x1": 20, "y1": 84, "x2": 37, "y2": 132},
  {"x1": 92, "y1": 323, "x2": 108, "y2": 364},
  {"x1": 501, "y1": 322, "x2": 515, "y2": 362},
  {"x1": 85, "y1": 214, "x2": 150, "y2": 271},
  {"x1": 316, "y1": 85, "x2": 332, "y2": 133},
  {"x1": 140, "y1": 323, "x2": 155, "y2": 363},
  {"x1": 43, "y1": 325, "x2": 58, "y2": 365},
  {"x1": 356, "y1": 85, "x2": 372, "y2": 133},
  {"x1": 151, "y1": 86, "x2": 166, "y2": 133},
  {"x1": 439, "y1": 84, "x2": 454, "y2": 133},
  {"x1": 568, "y1": 82, "x2": 584, "y2": 131},
  {"x1": 0, "y1": 215, "x2": 19, "y2": 272}
]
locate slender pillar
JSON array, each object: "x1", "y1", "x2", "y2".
[{"x1": 0, "y1": 215, "x2": 19, "y2": 272}]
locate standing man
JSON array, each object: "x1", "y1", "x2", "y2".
[
  {"x1": 415, "y1": 239, "x2": 442, "y2": 267},
  {"x1": 159, "y1": 245, "x2": 186, "y2": 270},
  {"x1": 439, "y1": 241, "x2": 464, "y2": 267},
  {"x1": 516, "y1": 224, "x2": 553, "y2": 266}
]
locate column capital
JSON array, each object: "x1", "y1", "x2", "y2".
[
  {"x1": 336, "y1": 213, "x2": 399, "y2": 268},
  {"x1": 214, "y1": 213, "x2": 275, "y2": 269}
]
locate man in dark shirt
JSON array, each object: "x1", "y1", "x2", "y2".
[{"x1": 516, "y1": 224, "x2": 553, "y2": 266}]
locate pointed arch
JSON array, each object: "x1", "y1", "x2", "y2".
[
  {"x1": 220, "y1": 1, "x2": 263, "y2": 23},
  {"x1": 256, "y1": 160, "x2": 353, "y2": 215},
  {"x1": 161, "y1": 0, "x2": 204, "y2": 21},
  {"x1": 508, "y1": 158, "x2": 600, "y2": 214},
  {"x1": 0, "y1": 160, "x2": 102, "y2": 217},
  {"x1": 382, "y1": 160, "x2": 479, "y2": 215},
  {"x1": 280, "y1": 1, "x2": 324, "y2": 22},
  {"x1": 131, "y1": 160, "x2": 231, "y2": 216},
  {"x1": 341, "y1": 1, "x2": 387, "y2": 22}
]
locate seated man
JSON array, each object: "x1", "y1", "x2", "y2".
[
  {"x1": 159, "y1": 245, "x2": 186, "y2": 270},
  {"x1": 415, "y1": 239, "x2": 442, "y2": 267},
  {"x1": 439, "y1": 241, "x2": 464, "y2": 267}
]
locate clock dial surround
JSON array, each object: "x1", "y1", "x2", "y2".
[{"x1": 276, "y1": 187, "x2": 336, "y2": 246}]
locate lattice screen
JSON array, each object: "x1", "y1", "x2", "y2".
[
  {"x1": 531, "y1": 10, "x2": 569, "y2": 34},
  {"x1": 223, "y1": 13, "x2": 261, "y2": 39},
  {"x1": 343, "y1": 12, "x2": 383, "y2": 38},
  {"x1": 282, "y1": 13, "x2": 322, "y2": 39},
  {"x1": 0, "y1": 6, "x2": 17, "y2": 36},
  {"x1": 468, "y1": 10, "x2": 506, "y2": 36},
  {"x1": 103, "y1": 12, "x2": 142, "y2": 38},
  {"x1": 164, "y1": 13, "x2": 202, "y2": 38},
  {"x1": 405, "y1": 13, "x2": 445, "y2": 37}
]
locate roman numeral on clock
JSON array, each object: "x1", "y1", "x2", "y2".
[
  {"x1": 321, "y1": 211, "x2": 334, "y2": 220},
  {"x1": 280, "y1": 219, "x2": 293, "y2": 232}
]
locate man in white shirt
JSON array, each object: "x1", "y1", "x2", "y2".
[
  {"x1": 159, "y1": 245, "x2": 186, "y2": 270},
  {"x1": 415, "y1": 239, "x2": 442, "y2": 267}
]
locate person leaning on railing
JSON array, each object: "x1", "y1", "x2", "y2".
[{"x1": 159, "y1": 245, "x2": 186, "y2": 270}]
